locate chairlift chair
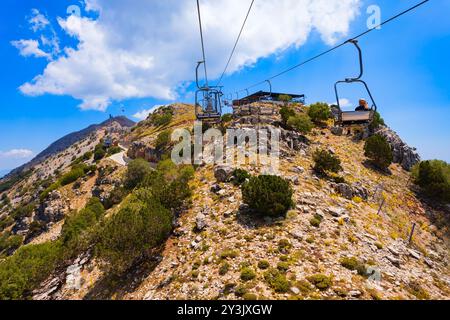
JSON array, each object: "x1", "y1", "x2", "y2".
[
  {"x1": 195, "y1": 61, "x2": 223, "y2": 121},
  {"x1": 334, "y1": 40, "x2": 378, "y2": 126}
]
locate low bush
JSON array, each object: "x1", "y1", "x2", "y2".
[
  {"x1": 0, "y1": 233, "x2": 23, "y2": 257},
  {"x1": 364, "y1": 134, "x2": 393, "y2": 170},
  {"x1": 307, "y1": 274, "x2": 333, "y2": 291},
  {"x1": 287, "y1": 114, "x2": 314, "y2": 134},
  {"x1": 95, "y1": 189, "x2": 173, "y2": 274},
  {"x1": 240, "y1": 267, "x2": 256, "y2": 282},
  {"x1": 280, "y1": 106, "x2": 296, "y2": 126},
  {"x1": 61, "y1": 198, "x2": 105, "y2": 253},
  {"x1": 313, "y1": 149, "x2": 342, "y2": 175},
  {"x1": 264, "y1": 268, "x2": 291, "y2": 293},
  {"x1": 412, "y1": 160, "x2": 450, "y2": 202},
  {"x1": 340, "y1": 257, "x2": 367, "y2": 276},
  {"x1": 307, "y1": 102, "x2": 331, "y2": 124},
  {"x1": 258, "y1": 260, "x2": 270, "y2": 270},
  {"x1": 124, "y1": 158, "x2": 153, "y2": 190},
  {"x1": 149, "y1": 107, "x2": 174, "y2": 127},
  {"x1": 242, "y1": 175, "x2": 293, "y2": 217},
  {"x1": 232, "y1": 169, "x2": 251, "y2": 186},
  {"x1": 221, "y1": 114, "x2": 233, "y2": 123},
  {"x1": 0, "y1": 242, "x2": 62, "y2": 300}
]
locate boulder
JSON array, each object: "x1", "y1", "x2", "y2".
[
  {"x1": 195, "y1": 213, "x2": 207, "y2": 231},
  {"x1": 214, "y1": 166, "x2": 234, "y2": 183}
]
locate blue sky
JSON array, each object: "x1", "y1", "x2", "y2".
[{"x1": 0, "y1": 0, "x2": 449, "y2": 175}]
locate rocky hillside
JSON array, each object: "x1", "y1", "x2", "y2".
[
  {"x1": 0, "y1": 103, "x2": 449, "y2": 301},
  {"x1": 5, "y1": 116, "x2": 135, "y2": 179}
]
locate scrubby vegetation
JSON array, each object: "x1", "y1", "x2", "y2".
[
  {"x1": 313, "y1": 149, "x2": 342, "y2": 175},
  {"x1": 364, "y1": 134, "x2": 393, "y2": 170},
  {"x1": 307, "y1": 102, "x2": 331, "y2": 124},
  {"x1": 95, "y1": 190, "x2": 173, "y2": 273},
  {"x1": 0, "y1": 242, "x2": 62, "y2": 300},
  {"x1": 96, "y1": 159, "x2": 193, "y2": 273},
  {"x1": 287, "y1": 114, "x2": 313, "y2": 134},
  {"x1": 232, "y1": 169, "x2": 250, "y2": 186},
  {"x1": 264, "y1": 268, "x2": 290, "y2": 293},
  {"x1": 242, "y1": 175, "x2": 294, "y2": 217},
  {"x1": 307, "y1": 274, "x2": 333, "y2": 291},
  {"x1": 148, "y1": 106, "x2": 174, "y2": 127},
  {"x1": 412, "y1": 160, "x2": 450, "y2": 202},
  {"x1": 124, "y1": 158, "x2": 154, "y2": 190},
  {"x1": 280, "y1": 106, "x2": 296, "y2": 126},
  {"x1": 340, "y1": 256, "x2": 367, "y2": 276}
]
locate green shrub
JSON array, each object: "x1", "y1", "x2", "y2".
[
  {"x1": 412, "y1": 160, "x2": 450, "y2": 202},
  {"x1": 340, "y1": 257, "x2": 367, "y2": 276},
  {"x1": 277, "y1": 261, "x2": 290, "y2": 272},
  {"x1": 141, "y1": 166, "x2": 193, "y2": 212},
  {"x1": 258, "y1": 260, "x2": 270, "y2": 270},
  {"x1": 280, "y1": 106, "x2": 296, "y2": 126},
  {"x1": 0, "y1": 233, "x2": 23, "y2": 256},
  {"x1": 107, "y1": 146, "x2": 122, "y2": 156},
  {"x1": 242, "y1": 293, "x2": 258, "y2": 300},
  {"x1": 219, "y1": 262, "x2": 230, "y2": 275},
  {"x1": 242, "y1": 175, "x2": 294, "y2": 217},
  {"x1": 59, "y1": 167, "x2": 85, "y2": 186},
  {"x1": 82, "y1": 151, "x2": 93, "y2": 161},
  {"x1": 313, "y1": 149, "x2": 342, "y2": 175},
  {"x1": 94, "y1": 143, "x2": 107, "y2": 161},
  {"x1": 104, "y1": 187, "x2": 128, "y2": 210},
  {"x1": 369, "y1": 111, "x2": 385, "y2": 130},
  {"x1": 310, "y1": 215, "x2": 323, "y2": 228},
  {"x1": 307, "y1": 274, "x2": 333, "y2": 291},
  {"x1": 364, "y1": 135, "x2": 393, "y2": 170},
  {"x1": 124, "y1": 158, "x2": 153, "y2": 190},
  {"x1": 264, "y1": 268, "x2": 291, "y2": 293},
  {"x1": 95, "y1": 189, "x2": 173, "y2": 273},
  {"x1": 149, "y1": 107, "x2": 173, "y2": 127},
  {"x1": 61, "y1": 198, "x2": 105, "y2": 253},
  {"x1": 12, "y1": 204, "x2": 36, "y2": 221},
  {"x1": 307, "y1": 102, "x2": 331, "y2": 123},
  {"x1": 0, "y1": 242, "x2": 62, "y2": 300},
  {"x1": 232, "y1": 169, "x2": 251, "y2": 186},
  {"x1": 240, "y1": 267, "x2": 256, "y2": 282},
  {"x1": 287, "y1": 114, "x2": 313, "y2": 134},
  {"x1": 155, "y1": 130, "x2": 172, "y2": 152},
  {"x1": 278, "y1": 94, "x2": 292, "y2": 103},
  {"x1": 221, "y1": 114, "x2": 233, "y2": 123}
]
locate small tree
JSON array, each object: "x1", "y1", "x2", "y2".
[
  {"x1": 313, "y1": 149, "x2": 342, "y2": 175},
  {"x1": 155, "y1": 130, "x2": 172, "y2": 152},
  {"x1": 369, "y1": 111, "x2": 385, "y2": 131},
  {"x1": 364, "y1": 135, "x2": 393, "y2": 170},
  {"x1": 124, "y1": 158, "x2": 153, "y2": 190},
  {"x1": 307, "y1": 102, "x2": 331, "y2": 124},
  {"x1": 412, "y1": 160, "x2": 450, "y2": 202},
  {"x1": 242, "y1": 175, "x2": 294, "y2": 217},
  {"x1": 278, "y1": 94, "x2": 292, "y2": 106},
  {"x1": 279, "y1": 106, "x2": 296, "y2": 126},
  {"x1": 287, "y1": 114, "x2": 313, "y2": 134}
]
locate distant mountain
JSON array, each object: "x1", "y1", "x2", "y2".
[{"x1": 5, "y1": 116, "x2": 135, "y2": 178}]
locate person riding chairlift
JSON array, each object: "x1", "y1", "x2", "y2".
[{"x1": 355, "y1": 99, "x2": 370, "y2": 112}]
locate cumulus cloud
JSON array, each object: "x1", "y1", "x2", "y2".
[
  {"x1": 18, "y1": 0, "x2": 361, "y2": 111},
  {"x1": 11, "y1": 39, "x2": 51, "y2": 59},
  {"x1": 133, "y1": 105, "x2": 164, "y2": 121},
  {"x1": 0, "y1": 149, "x2": 34, "y2": 159}
]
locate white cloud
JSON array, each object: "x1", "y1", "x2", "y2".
[
  {"x1": 0, "y1": 149, "x2": 34, "y2": 159},
  {"x1": 18, "y1": 0, "x2": 361, "y2": 111},
  {"x1": 11, "y1": 39, "x2": 51, "y2": 59},
  {"x1": 339, "y1": 98, "x2": 353, "y2": 108},
  {"x1": 133, "y1": 105, "x2": 164, "y2": 121},
  {"x1": 29, "y1": 9, "x2": 50, "y2": 32}
]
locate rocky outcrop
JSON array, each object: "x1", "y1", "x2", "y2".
[
  {"x1": 375, "y1": 127, "x2": 421, "y2": 171},
  {"x1": 331, "y1": 182, "x2": 369, "y2": 200}
]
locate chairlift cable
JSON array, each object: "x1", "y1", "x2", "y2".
[
  {"x1": 216, "y1": 0, "x2": 256, "y2": 87},
  {"x1": 196, "y1": 0, "x2": 209, "y2": 87},
  {"x1": 230, "y1": 0, "x2": 430, "y2": 95}
]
